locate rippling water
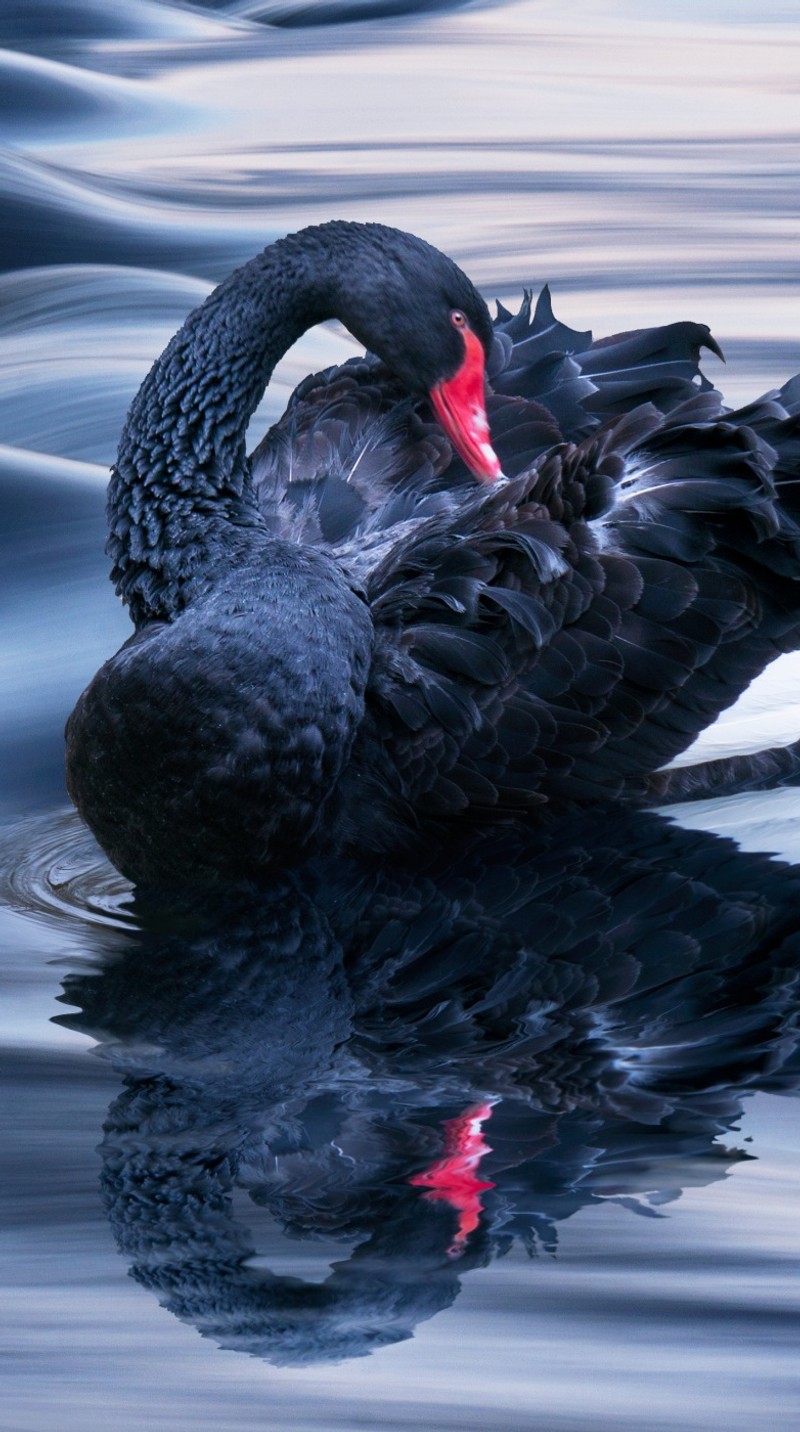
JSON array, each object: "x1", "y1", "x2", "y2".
[{"x1": 3, "y1": 2, "x2": 800, "y2": 1428}]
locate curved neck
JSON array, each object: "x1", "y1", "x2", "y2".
[{"x1": 107, "y1": 225, "x2": 358, "y2": 626}]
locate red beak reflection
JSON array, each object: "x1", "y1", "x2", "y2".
[{"x1": 409, "y1": 1100, "x2": 496, "y2": 1259}]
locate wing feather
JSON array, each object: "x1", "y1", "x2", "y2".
[{"x1": 246, "y1": 289, "x2": 800, "y2": 836}]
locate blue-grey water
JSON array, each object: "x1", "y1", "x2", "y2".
[{"x1": 3, "y1": 2, "x2": 800, "y2": 1429}]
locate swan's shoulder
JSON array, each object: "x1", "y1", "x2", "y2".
[{"x1": 249, "y1": 356, "x2": 452, "y2": 552}]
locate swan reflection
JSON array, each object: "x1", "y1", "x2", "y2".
[{"x1": 58, "y1": 808, "x2": 800, "y2": 1365}]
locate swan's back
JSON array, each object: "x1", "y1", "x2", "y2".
[{"x1": 248, "y1": 292, "x2": 800, "y2": 849}]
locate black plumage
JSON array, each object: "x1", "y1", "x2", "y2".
[{"x1": 65, "y1": 221, "x2": 800, "y2": 885}]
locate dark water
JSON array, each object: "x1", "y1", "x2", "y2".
[{"x1": 3, "y1": 2, "x2": 800, "y2": 1428}]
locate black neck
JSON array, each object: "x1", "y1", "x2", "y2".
[{"x1": 107, "y1": 224, "x2": 365, "y2": 626}]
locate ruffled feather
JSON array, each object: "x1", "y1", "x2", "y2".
[{"x1": 248, "y1": 290, "x2": 800, "y2": 842}]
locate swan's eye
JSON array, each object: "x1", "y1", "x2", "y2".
[{"x1": 450, "y1": 309, "x2": 467, "y2": 328}]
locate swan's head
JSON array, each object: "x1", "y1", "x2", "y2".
[{"x1": 333, "y1": 225, "x2": 502, "y2": 483}]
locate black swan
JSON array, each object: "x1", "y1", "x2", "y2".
[{"x1": 66, "y1": 220, "x2": 800, "y2": 885}]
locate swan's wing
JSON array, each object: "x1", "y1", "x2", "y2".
[
  {"x1": 249, "y1": 358, "x2": 453, "y2": 550},
  {"x1": 570, "y1": 390, "x2": 800, "y2": 801},
  {"x1": 249, "y1": 291, "x2": 799, "y2": 830},
  {"x1": 342, "y1": 430, "x2": 634, "y2": 837},
  {"x1": 249, "y1": 291, "x2": 724, "y2": 559},
  {"x1": 350, "y1": 389, "x2": 800, "y2": 837},
  {"x1": 491, "y1": 287, "x2": 724, "y2": 443}
]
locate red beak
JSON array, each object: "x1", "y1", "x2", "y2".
[{"x1": 430, "y1": 327, "x2": 502, "y2": 483}]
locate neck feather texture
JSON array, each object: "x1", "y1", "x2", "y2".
[{"x1": 107, "y1": 223, "x2": 370, "y2": 626}]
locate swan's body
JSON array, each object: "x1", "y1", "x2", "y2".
[{"x1": 66, "y1": 221, "x2": 800, "y2": 885}]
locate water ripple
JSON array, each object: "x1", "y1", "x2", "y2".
[{"x1": 0, "y1": 808, "x2": 133, "y2": 934}]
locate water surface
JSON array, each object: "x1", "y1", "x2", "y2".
[{"x1": 3, "y1": 2, "x2": 800, "y2": 1428}]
